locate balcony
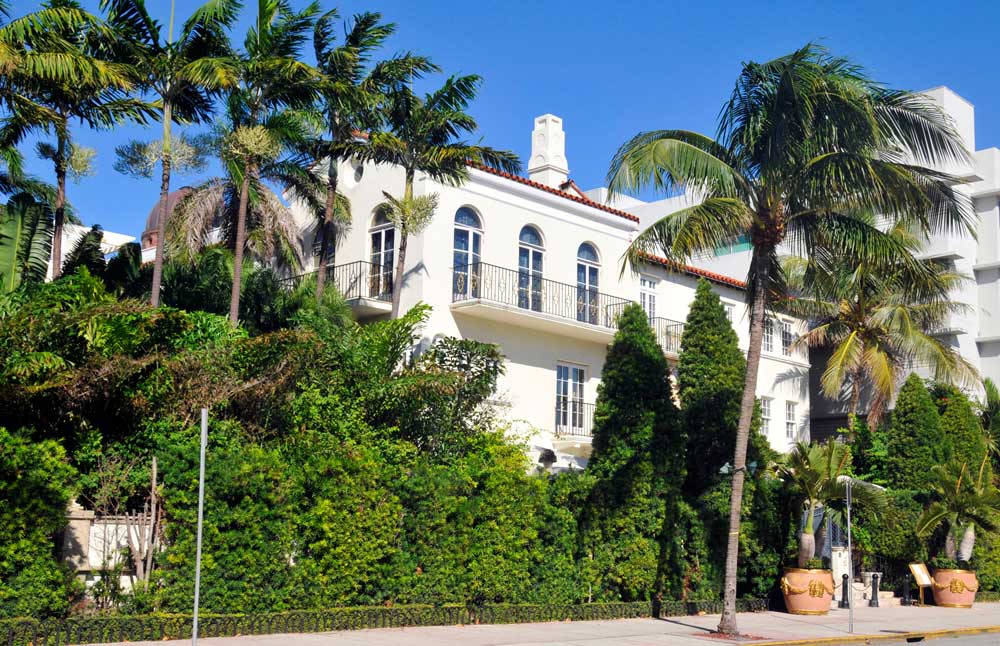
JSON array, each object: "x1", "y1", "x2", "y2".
[
  {"x1": 450, "y1": 263, "x2": 632, "y2": 343},
  {"x1": 651, "y1": 316, "x2": 684, "y2": 357},
  {"x1": 285, "y1": 260, "x2": 393, "y2": 317},
  {"x1": 554, "y1": 400, "x2": 595, "y2": 438}
]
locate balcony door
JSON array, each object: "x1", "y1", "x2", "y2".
[
  {"x1": 576, "y1": 243, "x2": 600, "y2": 324},
  {"x1": 518, "y1": 225, "x2": 544, "y2": 312},
  {"x1": 453, "y1": 207, "x2": 482, "y2": 300},
  {"x1": 369, "y1": 212, "x2": 395, "y2": 299},
  {"x1": 555, "y1": 363, "x2": 586, "y2": 434}
]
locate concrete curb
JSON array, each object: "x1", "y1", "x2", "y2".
[{"x1": 756, "y1": 624, "x2": 1000, "y2": 646}]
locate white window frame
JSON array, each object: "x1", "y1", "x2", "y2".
[
  {"x1": 785, "y1": 401, "x2": 797, "y2": 439},
  {"x1": 640, "y1": 276, "x2": 658, "y2": 322},
  {"x1": 723, "y1": 302, "x2": 734, "y2": 324},
  {"x1": 763, "y1": 318, "x2": 774, "y2": 353},
  {"x1": 760, "y1": 397, "x2": 772, "y2": 435},
  {"x1": 781, "y1": 320, "x2": 794, "y2": 357},
  {"x1": 555, "y1": 362, "x2": 587, "y2": 434}
]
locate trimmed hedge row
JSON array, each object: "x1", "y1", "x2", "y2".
[{"x1": 0, "y1": 599, "x2": 769, "y2": 645}]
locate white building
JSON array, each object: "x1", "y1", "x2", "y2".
[
  {"x1": 291, "y1": 114, "x2": 811, "y2": 467},
  {"x1": 47, "y1": 223, "x2": 135, "y2": 280}
]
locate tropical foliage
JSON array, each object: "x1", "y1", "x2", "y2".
[
  {"x1": 778, "y1": 440, "x2": 886, "y2": 567},
  {"x1": 784, "y1": 222, "x2": 976, "y2": 429},
  {"x1": 916, "y1": 457, "x2": 1000, "y2": 565},
  {"x1": 0, "y1": 192, "x2": 53, "y2": 293},
  {"x1": 365, "y1": 74, "x2": 520, "y2": 317},
  {"x1": 607, "y1": 43, "x2": 972, "y2": 634}
]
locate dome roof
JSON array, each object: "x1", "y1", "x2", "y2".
[{"x1": 142, "y1": 187, "x2": 193, "y2": 237}]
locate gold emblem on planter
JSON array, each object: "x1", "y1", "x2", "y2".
[
  {"x1": 781, "y1": 577, "x2": 833, "y2": 598},
  {"x1": 933, "y1": 577, "x2": 978, "y2": 593}
]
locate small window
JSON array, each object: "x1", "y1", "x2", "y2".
[
  {"x1": 519, "y1": 225, "x2": 543, "y2": 248},
  {"x1": 761, "y1": 397, "x2": 772, "y2": 435},
  {"x1": 455, "y1": 206, "x2": 481, "y2": 229},
  {"x1": 577, "y1": 242, "x2": 599, "y2": 264},
  {"x1": 785, "y1": 401, "x2": 796, "y2": 439},
  {"x1": 763, "y1": 318, "x2": 774, "y2": 353},
  {"x1": 781, "y1": 321, "x2": 794, "y2": 356},
  {"x1": 723, "y1": 302, "x2": 734, "y2": 323}
]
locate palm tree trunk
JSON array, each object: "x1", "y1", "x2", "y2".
[
  {"x1": 718, "y1": 249, "x2": 769, "y2": 636},
  {"x1": 945, "y1": 531, "x2": 958, "y2": 561},
  {"x1": 814, "y1": 511, "x2": 828, "y2": 563},
  {"x1": 229, "y1": 168, "x2": 253, "y2": 325},
  {"x1": 51, "y1": 132, "x2": 67, "y2": 279},
  {"x1": 847, "y1": 370, "x2": 862, "y2": 439},
  {"x1": 390, "y1": 170, "x2": 414, "y2": 319},
  {"x1": 150, "y1": 101, "x2": 173, "y2": 307},
  {"x1": 957, "y1": 524, "x2": 975, "y2": 563},
  {"x1": 315, "y1": 165, "x2": 337, "y2": 302}
]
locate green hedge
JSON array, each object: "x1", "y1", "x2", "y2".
[{"x1": 0, "y1": 599, "x2": 770, "y2": 645}]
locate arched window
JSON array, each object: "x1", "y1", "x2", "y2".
[
  {"x1": 518, "y1": 226, "x2": 544, "y2": 312},
  {"x1": 453, "y1": 207, "x2": 483, "y2": 299},
  {"x1": 577, "y1": 242, "x2": 600, "y2": 324},
  {"x1": 369, "y1": 210, "x2": 395, "y2": 298}
]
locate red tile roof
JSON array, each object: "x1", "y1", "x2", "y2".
[
  {"x1": 469, "y1": 163, "x2": 641, "y2": 223},
  {"x1": 467, "y1": 163, "x2": 744, "y2": 288},
  {"x1": 639, "y1": 252, "x2": 747, "y2": 289}
]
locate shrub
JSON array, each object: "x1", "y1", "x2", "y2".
[
  {"x1": 0, "y1": 428, "x2": 81, "y2": 618},
  {"x1": 882, "y1": 374, "x2": 947, "y2": 490},
  {"x1": 677, "y1": 279, "x2": 746, "y2": 496},
  {"x1": 580, "y1": 304, "x2": 684, "y2": 601}
]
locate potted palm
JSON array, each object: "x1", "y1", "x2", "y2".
[
  {"x1": 778, "y1": 441, "x2": 886, "y2": 615},
  {"x1": 916, "y1": 457, "x2": 1000, "y2": 608}
]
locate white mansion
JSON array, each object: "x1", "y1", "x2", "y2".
[{"x1": 289, "y1": 114, "x2": 811, "y2": 468}]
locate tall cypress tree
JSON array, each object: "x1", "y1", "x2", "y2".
[
  {"x1": 883, "y1": 374, "x2": 947, "y2": 490},
  {"x1": 932, "y1": 383, "x2": 990, "y2": 475},
  {"x1": 677, "y1": 279, "x2": 747, "y2": 495},
  {"x1": 581, "y1": 303, "x2": 683, "y2": 600}
]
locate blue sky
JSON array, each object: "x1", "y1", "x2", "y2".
[{"x1": 10, "y1": 0, "x2": 1000, "y2": 239}]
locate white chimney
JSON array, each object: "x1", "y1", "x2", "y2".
[{"x1": 528, "y1": 114, "x2": 569, "y2": 188}]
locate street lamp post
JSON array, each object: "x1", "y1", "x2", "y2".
[{"x1": 846, "y1": 478, "x2": 853, "y2": 634}]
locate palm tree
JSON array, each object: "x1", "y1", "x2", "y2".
[
  {"x1": 101, "y1": 0, "x2": 240, "y2": 307},
  {"x1": 917, "y1": 457, "x2": 1000, "y2": 564},
  {"x1": 0, "y1": 0, "x2": 151, "y2": 278},
  {"x1": 784, "y1": 221, "x2": 977, "y2": 432},
  {"x1": 779, "y1": 440, "x2": 886, "y2": 567},
  {"x1": 365, "y1": 75, "x2": 520, "y2": 318},
  {"x1": 165, "y1": 151, "x2": 307, "y2": 272},
  {"x1": 301, "y1": 9, "x2": 434, "y2": 302},
  {"x1": 606, "y1": 44, "x2": 973, "y2": 634},
  {"x1": 222, "y1": 0, "x2": 319, "y2": 325}
]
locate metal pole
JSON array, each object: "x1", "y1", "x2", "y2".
[
  {"x1": 192, "y1": 408, "x2": 208, "y2": 646},
  {"x1": 846, "y1": 479, "x2": 853, "y2": 634}
]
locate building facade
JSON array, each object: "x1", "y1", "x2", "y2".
[{"x1": 291, "y1": 114, "x2": 811, "y2": 468}]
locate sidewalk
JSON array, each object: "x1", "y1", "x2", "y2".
[{"x1": 110, "y1": 603, "x2": 1000, "y2": 646}]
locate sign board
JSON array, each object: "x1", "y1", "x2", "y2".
[{"x1": 909, "y1": 562, "x2": 932, "y2": 588}]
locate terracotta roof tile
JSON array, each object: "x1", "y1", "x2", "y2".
[
  {"x1": 639, "y1": 252, "x2": 747, "y2": 289},
  {"x1": 469, "y1": 163, "x2": 641, "y2": 223}
]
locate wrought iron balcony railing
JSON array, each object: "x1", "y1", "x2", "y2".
[
  {"x1": 283, "y1": 260, "x2": 393, "y2": 302},
  {"x1": 554, "y1": 400, "x2": 595, "y2": 437},
  {"x1": 651, "y1": 316, "x2": 684, "y2": 354},
  {"x1": 451, "y1": 263, "x2": 632, "y2": 330}
]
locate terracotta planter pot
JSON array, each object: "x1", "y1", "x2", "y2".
[
  {"x1": 781, "y1": 568, "x2": 834, "y2": 615},
  {"x1": 931, "y1": 569, "x2": 978, "y2": 608}
]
